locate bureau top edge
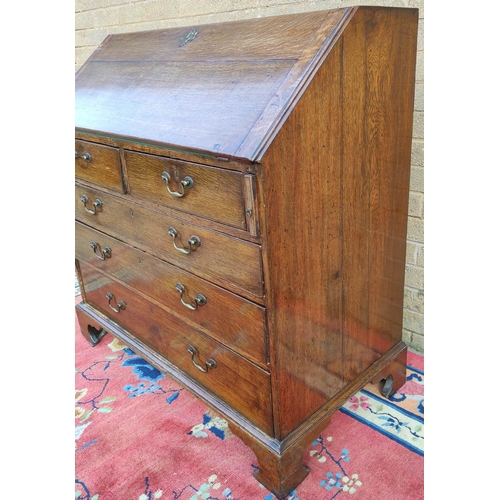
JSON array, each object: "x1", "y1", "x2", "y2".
[{"x1": 75, "y1": 130, "x2": 259, "y2": 173}]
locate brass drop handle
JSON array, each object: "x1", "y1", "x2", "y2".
[
  {"x1": 81, "y1": 195, "x2": 102, "y2": 215},
  {"x1": 75, "y1": 151, "x2": 92, "y2": 162},
  {"x1": 187, "y1": 345, "x2": 217, "y2": 373},
  {"x1": 161, "y1": 171, "x2": 194, "y2": 198},
  {"x1": 90, "y1": 241, "x2": 112, "y2": 261},
  {"x1": 176, "y1": 283, "x2": 206, "y2": 310},
  {"x1": 168, "y1": 227, "x2": 201, "y2": 254},
  {"x1": 106, "y1": 292, "x2": 126, "y2": 313}
]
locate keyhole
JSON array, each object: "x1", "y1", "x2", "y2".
[
  {"x1": 130, "y1": 209, "x2": 134, "y2": 217},
  {"x1": 174, "y1": 167, "x2": 179, "y2": 180}
]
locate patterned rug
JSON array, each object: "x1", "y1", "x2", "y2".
[{"x1": 75, "y1": 295, "x2": 424, "y2": 500}]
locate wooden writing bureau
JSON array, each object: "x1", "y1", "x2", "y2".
[{"x1": 75, "y1": 6, "x2": 418, "y2": 498}]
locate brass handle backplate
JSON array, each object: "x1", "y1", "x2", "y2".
[
  {"x1": 90, "y1": 241, "x2": 112, "y2": 261},
  {"x1": 168, "y1": 227, "x2": 201, "y2": 254},
  {"x1": 187, "y1": 345, "x2": 217, "y2": 373},
  {"x1": 161, "y1": 171, "x2": 194, "y2": 198},
  {"x1": 75, "y1": 151, "x2": 92, "y2": 162},
  {"x1": 176, "y1": 283, "x2": 206, "y2": 310},
  {"x1": 106, "y1": 292, "x2": 126, "y2": 313},
  {"x1": 81, "y1": 195, "x2": 102, "y2": 215}
]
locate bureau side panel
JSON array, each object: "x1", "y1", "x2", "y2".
[
  {"x1": 341, "y1": 7, "x2": 418, "y2": 383},
  {"x1": 260, "y1": 41, "x2": 344, "y2": 440}
]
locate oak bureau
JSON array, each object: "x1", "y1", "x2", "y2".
[{"x1": 75, "y1": 6, "x2": 419, "y2": 498}]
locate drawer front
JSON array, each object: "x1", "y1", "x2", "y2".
[
  {"x1": 79, "y1": 262, "x2": 273, "y2": 434},
  {"x1": 76, "y1": 222, "x2": 268, "y2": 367},
  {"x1": 75, "y1": 186, "x2": 264, "y2": 300},
  {"x1": 75, "y1": 140, "x2": 124, "y2": 192},
  {"x1": 124, "y1": 151, "x2": 246, "y2": 229}
]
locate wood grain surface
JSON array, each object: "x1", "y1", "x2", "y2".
[
  {"x1": 75, "y1": 9, "x2": 349, "y2": 160},
  {"x1": 260, "y1": 6, "x2": 418, "y2": 439},
  {"x1": 75, "y1": 140, "x2": 124, "y2": 192},
  {"x1": 340, "y1": 7, "x2": 417, "y2": 384},
  {"x1": 76, "y1": 222, "x2": 268, "y2": 367},
  {"x1": 260, "y1": 38, "x2": 344, "y2": 439},
  {"x1": 79, "y1": 262, "x2": 273, "y2": 435},
  {"x1": 75, "y1": 185, "x2": 264, "y2": 300},
  {"x1": 124, "y1": 151, "x2": 247, "y2": 229}
]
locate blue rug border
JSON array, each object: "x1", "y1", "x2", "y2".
[
  {"x1": 359, "y1": 388, "x2": 424, "y2": 424},
  {"x1": 339, "y1": 406, "x2": 424, "y2": 456}
]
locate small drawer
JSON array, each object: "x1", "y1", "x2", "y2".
[
  {"x1": 79, "y1": 262, "x2": 273, "y2": 435},
  {"x1": 75, "y1": 221, "x2": 268, "y2": 368},
  {"x1": 75, "y1": 186, "x2": 264, "y2": 300},
  {"x1": 124, "y1": 151, "x2": 246, "y2": 229},
  {"x1": 75, "y1": 140, "x2": 124, "y2": 192}
]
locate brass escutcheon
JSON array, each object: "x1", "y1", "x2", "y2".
[{"x1": 179, "y1": 28, "x2": 198, "y2": 47}]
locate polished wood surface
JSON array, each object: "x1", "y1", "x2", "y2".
[
  {"x1": 124, "y1": 151, "x2": 247, "y2": 229},
  {"x1": 260, "y1": 6, "x2": 418, "y2": 439},
  {"x1": 76, "y1": 142, "x2": 261, "y2": 243},
  {"x1": 229, "y1": 414, "x2": 333, "y2": 499},
  {"x1": 75, "y1": 7, "x2": 418, "y2": 498},
  {"x1": 79, "y1": 262, "x2": 273, "y2": 434},
  {"x1": 75, "y1": 140, "x2": 124, "y2": 192},
  {"x1": 75, "y1": 222, "x2": 268, "y2": 367},
  {"x1": 75, "y1": 130, "x2": 258, "y2": 172},
  {"x1": 92, "y1": 11, "x2": 329, "y2": 62},
  {"x1": 75, "y1": 9, "x2": 348, "y2": 160},
  {"x1": 238, "y1": 8, "x2": 352, "y2": 161},
  {"x1": 75, "y1": 185, "x2": 264, "y2": 300},
  {"x1": 260, "y1": 38, "x2": 344, "y2": 439},
  {"x1": 340, "y1": 7, "x2": 417, "y2": 383}
]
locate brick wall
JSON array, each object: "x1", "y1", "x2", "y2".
[{"x1": 75, "y1": 0, "x2": 425, "y2": 353}]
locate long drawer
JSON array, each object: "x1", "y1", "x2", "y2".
[
  {"x1": 76, "y1": 221, "x2": 268, "y2": 367},
  {"x1": 78, "y1": 262, "x2": 273, "y2": 434},
  {"x1": 75, "y1": 185, "x2": 264, "y2": 300},
  {"x1": 124, "y1": 151, "x2": 247, "y2": 230}
]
